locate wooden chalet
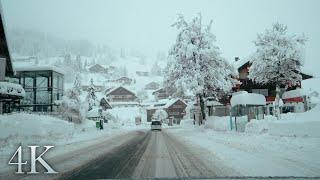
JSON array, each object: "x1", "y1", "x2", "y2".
[
  {"x1": 233, "y1": 57, "x2": 313, "y2": 114},
  {"x1": 105, "y1": 86, "x2": 137, "y2": 102},
  {"x1": 234, "y1": 58, "x2": 313, "y2": 103},
  {"x1": 88, "y1": 64, "x2": 107, "y2": 73},
  {"x1": 146, "y1": 99, "x2": 187, "y2": 123},
  {"x1": 144, "y1": 82, "x2": 160, "y2": 90},
  {"x1": 152, "y1": 88, "x2": 170, "y2": 100},
  {"x1": 115, "y1": 76, "x2": 133, "y2": 85}
]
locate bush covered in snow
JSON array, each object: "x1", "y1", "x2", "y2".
[
  {"x1": 152, "y1": 109, "x2": 168, "y2": 122},
  {"x1": 55, "y1": 75, "x2": 87, "y2": 123}
]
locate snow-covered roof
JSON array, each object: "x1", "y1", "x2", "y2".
[
  {"x1": 282, "y1": 88, "x2": 308, "y2": 99},
  {"x1": 105, "y1": 86, "x2": 136, "y2": 96},
  {"x1": 231, "y1": 91, "x2": 266, "y2": 107},
  {"x1": 145, "y1": 98, "x2": 187, "y2": 109},
  {"x1": 232, "y1": 55, "x2": 255, "y2": 70},
  {"x1": 233, "y1": 58, "x2": 250, "y2": 70},
  {"x1": 0, "y1": 82, "x2": 25, "y2": 97},
  {"x1": 14, "y1": 64, "x2": 65, "y2": 75},
  {"x1": 152, "y1": 87, "x2": 165, "y2": 94},
  {"x1": 163, "y1": 98, "x2": 187, "y2": 108},
  {"x1": 206, "y1": 100, "x2": 222, "y2": 106}
]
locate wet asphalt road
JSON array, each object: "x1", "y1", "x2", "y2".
[{"x1": 60, "y1": 130, "x2": 217, "y2": 179}]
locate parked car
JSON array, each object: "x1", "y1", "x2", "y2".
[{"x1": 151, "y1": 120, "x2": 162, "y2": 131}]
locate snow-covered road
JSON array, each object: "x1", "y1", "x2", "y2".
[
  {"x1": 60, "y1": 129, "x2": 235, "y2": 179},
  {"x1": 1, "y1": 124, "x2": 318, "y2": 179}
]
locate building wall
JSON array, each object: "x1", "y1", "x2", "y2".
[
  {"x1": 107, "y1": 94, "x2": 136, "y2": 102},
  {"x1": 106, "y1": 87, "x2": 137, "y2": 102},
  {"x1": 147, "y1": 100, "x2": 187, "y2": 122},
  {"x1": 166, "y1": 100, "x2": 187, "y2": 120}
]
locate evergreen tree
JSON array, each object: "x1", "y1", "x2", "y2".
[
  {"x1": 64, "y1": 53, "x2": 72, "y2": 67},
  {"x1": 75, "y1": 55, "x2": 82, "y2": 72},
  {"x1": 86, "y1": 78, "x2": 97, "y2": 111},
  {"x1": 67, "y1": 74, "x2": 81, "y2": 102}
]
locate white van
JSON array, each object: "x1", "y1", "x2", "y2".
[{"x1": 151, "y1": 120, "x2": 162, "y2": 131}]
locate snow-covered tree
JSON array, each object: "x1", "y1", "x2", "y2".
[
  {"x1": 75, "y1": 55, "x2": 82, "y2": 72},
  {"x1": 64, "y1": 53, "x2": 72, "y2": 67},
  {"x1": 86, "y1": 78, "x2": 97, "y2": 111},
  {"x1": 83, "y1": 59, "x2": 88, "y2": 71},
  {"x1": 248, "y1": 23, "x2": 307, "y2": 119},
  {"x1": 73, "y1": 74, "x2": 81, "y2": 97},
  {"x1": 57, "y1": 75, "x2": 85, "y2": 123},
  {"x1": 153, "y1": 109, "x2": 168, "y2": 123},
  {"x1": 164, "y1": 14, "x2": 238, "y2": 123}
]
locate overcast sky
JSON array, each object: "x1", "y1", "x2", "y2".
[{"x1": 1, "y1": 0, "x2": 319, "y2": 75}]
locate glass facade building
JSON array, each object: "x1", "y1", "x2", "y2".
[{"x1": 11, "y1": 70, "x2": 64, "y2": 112}]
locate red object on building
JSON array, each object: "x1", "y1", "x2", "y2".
[{"x1": 283, "y1": 97, "x2": 304, "y2": 103}]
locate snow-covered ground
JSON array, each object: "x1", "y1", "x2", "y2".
[
  {"x1": 0, "y1": 112, "x2": 149, "y2": 174},
  {"x1": 165, "y1": 105, "x2": 320, "y2": 177}
]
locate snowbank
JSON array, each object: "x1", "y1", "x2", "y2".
[
  {"x1": 188, "y1": 104, "x2": 320, "y2": 137},
  {"x1": 245, "y1": 105, "x2": 320, "y2": 137},
  {"x1": 0, "y1": 113, "x2": 74, "y2": 149},
  {"x1": 205, "y1": 116, "x2": 230, "y2": 131},
  {"x1": 0, "y1": 111, "x2": 149, "y2": 151},
  {"x1": 205, "y1": 116, "x2": 248, "y2": 132},
  {"x1": 166, "y1": 125, "x2": 320, "y2": 177}
]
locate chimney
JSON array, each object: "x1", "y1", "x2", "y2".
[{"x1": 235, "y1": 57, "x2": 239, "y2": 62}]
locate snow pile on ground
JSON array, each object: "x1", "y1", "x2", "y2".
[
  {"x1": 205, "y1": 116, "x2": 248, "y2": 132},
  {"x1": 0, "y1": 112, "x2": 149, "y2": 174},
  {"x1": 0, "y1": 111, "x2": 149, "y2": 152},
  {"x1": 196, "y1": 104, "x2": 320, "y2": 138},
  {"x1": 0, "y1": 113, "x2": 74, "y2": 149},
  {"x1": 246, "y1": 105, "x2": 320, "y2": 137},
  {"x1": 205, "y1": 116, "x2": 229, "y2": 131},
  {"x1": 180, "y1": 119, "x2": 194, "y2": 128},
  {"x1": 166, "y1": 126, "x2": 320, "y2": 177}
]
